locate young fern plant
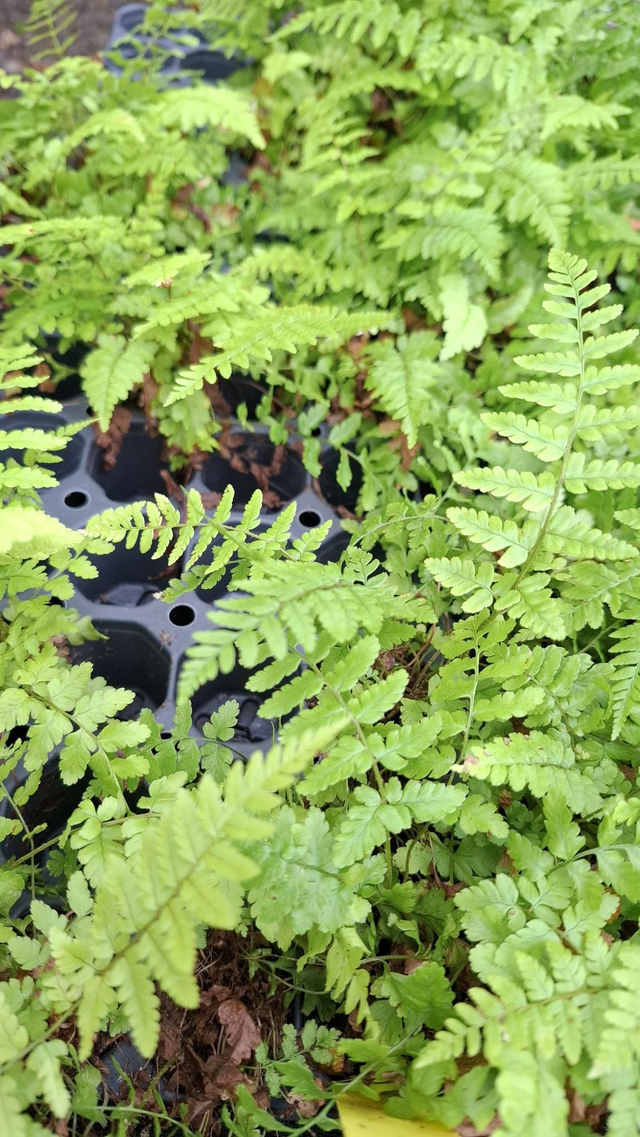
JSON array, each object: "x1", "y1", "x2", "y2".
[
  {"x1": 431, "y1": 250, "x2": 640, "y2": 651},
  {"x1": 22, "y1": 0, "x2": 78, "y2": 60}
]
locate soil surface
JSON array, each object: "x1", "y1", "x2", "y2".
[{"x1": 0, "y1": 0, "x2": 122, "y2": 73}]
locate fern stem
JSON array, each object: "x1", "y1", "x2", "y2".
[
  {"x1": 1, "y1": 784, "x2": 37, "y2": 901},
  {"x1": 509, "y1": 272, "x2": 587, "y2": 589},
  {"x1": 302, "y1": 655, "x2": 396, "y2": 885},
  {"x1": 456, "y1": 643, "x2": 481, "y2": 767}
]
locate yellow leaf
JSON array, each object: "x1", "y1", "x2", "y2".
[{"x1": 338, "y1": 1094, "x2": 452, "y2": 1137}]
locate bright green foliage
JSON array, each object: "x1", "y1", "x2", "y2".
[
  {"x1": 80, "y1": 335, "x2": 156, "y2": 430},
  {"x1": 3, "y1": 0, "x2": 640, "y2": 1130},
  {"x1": 44, "y1": 729, "x2": 342, "y2": 1059}
]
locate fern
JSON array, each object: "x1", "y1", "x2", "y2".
[
  {"x1": 165, "y1": 306, "x2": 393, "y2": 404},
  {"x1": 4, "y1": 0, "x2": 640, "y2": 1125},
  {"x1": 363, "y1": 331, "x2": 441, "y2": 447},
  {"x1": 43, "y1": 728, "x2": 341, "y2": 1058},
  {"x1": 80, "y1": 335, "x2": 157, "y2": 431},
  {"x1": 22, "y1": 0, "x2": 77, "y2": 59}
]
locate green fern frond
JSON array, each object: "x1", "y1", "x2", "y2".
[
  {"x1": 454, "y1": 467, "x2": 557, "y2": 512},
  {"x1": 364, "y1": 331, "x2": 440, "y2": 446},
  {"x1": 447, "y1": 507, "x2": 537, "y2": 568},
  {"x1": 23, "y1": 0, "x2": 77, "y2": 59},
  {"x1": 165, "y1": 306, "x2": 392, "y2": 405},
  {"x1": 45, "y1": 728, "x2": 344, "y2": 1059},
  {"x1": 80, "y1": 336, "x2": 157, "y2": 431},
  {"x1": 609, "y1": 622, "x2": 640, "y2": 740}
]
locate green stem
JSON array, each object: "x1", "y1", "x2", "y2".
[{"x1": 303, "y1": 656, "x2": 395, "y2": 886}]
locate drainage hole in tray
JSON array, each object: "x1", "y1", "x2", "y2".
[
  {"x1": 169, "y1": 604, "x2": 197, "y2": 627},
  {"x1": 64, "y1": 489, "x2": 90, "y2": 508},
  {"x1": 299, "y1": 509, "x2": 322, "y2": 527}
]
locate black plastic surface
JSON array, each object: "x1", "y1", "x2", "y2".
[
  {"x1": 104, "y1": 3, "x2": 247, "y2": 83},
  {"x1": 19, "y1": 390, "x2": 351, "y2": 753}
]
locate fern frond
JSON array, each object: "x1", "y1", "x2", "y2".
[
  {"x1": 80, "y1": 336, "x2": 157, "y2": 431},
  {"x1": 480, "y1": 412, "x2": 568, "y2": 461},
  {"x1": 495, "y1": 154, "x2": 570, "y2": 247},
  {"x1": 364, "y1": 331, "x2": 440, "y2": 446},
  {"x1": 439, "y1": 273, "x2": 488, "y2": 360},
  {"x1": 609, "y1": 622, "x2": 640, "y2": 740},
  {"x1": 46, "y1": 728, "x2": 344, "y2": 1059},
  {"x1": 384, "y1": 209, "x2": 507, "y2": 281},
  {"x1": 179, "y1": 558, "x2": 432, "y2": 700},
  {"x1": 333, "y1": 777, "x2": 466, "y2": 867},
  {"x1": 543, "y1": 505, "x2": 637, "y2": 561},
  {"x1": 462, "y1": 731, "x2": 599, "y2": 813},
  {"x1": 454, "y1": 467, "x2": 557, "y2": 512},
  {"x1": 165, "y1": 307, "x2": 392, "y2": 405},
  {"x1": 447, "y1": 507, "x2": 537, "y2": 568},
  {"x1": 564, "y1": 454, "x2": 640, "y2": 493},
  {"x1": 497, "y1": 380, "x2": 578, "y2": 415},
  {"x1": 157, "y1": 87, "x2": 265, "y2": 148},
  {"x1": 425, "y1": 557, "x2": 496, "y2": 613},
  {"x1": 271, "y1": 0, "x2": 404, "y2": 48},
  {"x1": 23, "y1": 0, "x2": 77, "y2": 59}
]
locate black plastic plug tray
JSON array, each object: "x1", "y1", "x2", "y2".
[
  {"x1": 105, "y1": 3, "x2": 247, "y2": 83},
  {"x1": 10, "y1": 392, "x2": 351, "y2": 752}
]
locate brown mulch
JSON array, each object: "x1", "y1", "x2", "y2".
[{"x1": 101, "y1": 929, "x2": 293, "y2": 1135}]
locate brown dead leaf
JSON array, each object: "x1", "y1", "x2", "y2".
[
  {"x1": 140, "y1": 371, "x2": 159, "y2": 433},
  {"x1": 53, "y1": 1122, "x2": 69, "y2": 1137},
  {"x1": 160, "y1": 468, "x2": 185, "y2": 509},
  {"x1": 497, "y1": 851, "x2": 516, "y2": 876},
  {"x1": 216, "y1": 998, "x2": 261, "y2": 1063},
  {"x1": 200, "y1": 491, "x2": 224, "y2": 510},
  {"x1": 604, "y1": 891, "x2": 622, "y2": 923},
  {"x1": 0, "y1": 29, "x2": 21, "y2": 49},
  {"x1": 378, "y1": 419, "x2": 421, "y2": 470},
  {"x1": 585, "y1": 1099, "x2": 609, "y2": 1129},
  {"x1": 50, "y1": 634, "x2": 70, "y2": 661},
  {"x1": 187, "y1": 1068, "x2": 246, "y2": 1127},
  {"x1": 203, "y1": 1056, "x2": 248, "y2": 1099},
  {"x1": 456, "y1": 1118, "x2": 501, "y2": 1136},
  {"x1": 211, "y1": 202, "x2": 241, "y2": 225},
  {"x1": 567, "y1": 1088, "x2": 586, "y2": 1123},
  {"x1": 402, "y1": 308, "x2": 427, "y2": 333},
  {"x1": 93, "y1": 406, "x2": 132, "y2": 471},
  {"x1": 443, "y1": 881, "x2": 467, "y2": 899},
  {"x1": 403, "y1": 956, "x2": 424, "y2": 975},
  {"x1": 345, "y1": 334, "x2": 369, "y2": 360},
  {"x1": 188, "y1": 326, "x2": 214, "y2": 365},
  {"x1": 288, "y1": 1091, "x2": 323, "y2": 1119},
  {"x1": 347, "y1": 1009, "x2": 364, "y2": 1034},
  {"x1": 171, "y1": 184, "x2": 211, "y2": 232},
  {"x1": 207, "y1": 379, "x2": 233, "y2": 417},
  {"x1": 158, "y1": 1017, "x2": 183, "y2": 1064}
]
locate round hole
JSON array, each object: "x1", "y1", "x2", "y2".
[
  {"x1": 169, "y1": 605, "x2": 196, "y2": 627},
  {"x1": 299, "y1": 509, "x2": 322, "y2": 528},
  {"x1": 64, "y1": 490, "x2": 89, "y2": 508}
]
